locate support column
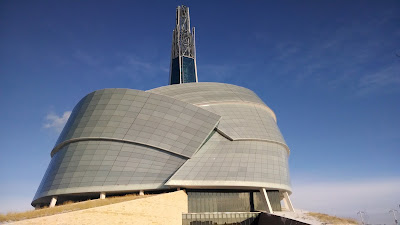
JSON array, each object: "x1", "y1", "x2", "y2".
[
  {"x1": 139, "y1": 190, "x2": 144, "y2": 196},
  {"x1": 260, "y1": 188, "x2": 273, "y2": 213},
  {"x1": 283, "y1": 192, "x2": 295, "y2": 212},
  {"x1": 100, "y1": 192, "x2": 106, "y2": 199},
  {"x1": 49, "y1": 196, "x2": 57, "y2": 208},
  {"x1": 34, "y1": 205, "x2": 41, "y2": 210},
  {"x1": 177, "y1": 187, "x2": 181, "y2": 191}
]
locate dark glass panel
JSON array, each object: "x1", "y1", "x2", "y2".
[
  {"x1": 253, "y1": 191, "x2": 264, "y2": 212},
  {"x1": 267, "y1": 190, "x2": 282, "y2": 211},
  {"x1": 253, "y1": 190, "x2": 282, "y2": 212},
  {"x1": 181, "y1": 56, "x2": 196, "y2": 83},
  {"x1": 170, "y1": 57, "x2": 181, "y2": 85}
]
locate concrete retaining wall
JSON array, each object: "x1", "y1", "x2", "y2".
[{"x1": 13, "y1": 191, "x2": 188, "y2": 225}]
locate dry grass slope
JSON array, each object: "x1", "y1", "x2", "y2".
[
  {"x1": 307, "y1": 212, "x2": 358, "y2": 224},
  {"x1": 0, "y1": 194, "x2": 150, "y2": 223}
]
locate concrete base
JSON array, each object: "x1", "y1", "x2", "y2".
[
  {"x1": 49, "y1": 196, "x2": 57, "y2": 208},
  {"x1": 139, "y1": 190, "x2": 144, "y2": 196},
  {"x1": 260, "y1": 188, "x2": 273, "y2": 213},
  {"x1": 15, "y1": 191, "x2": 188, "y2": 225},
  {"x1": 100, "y1": 192, "x2": 106, "y2": 199}
]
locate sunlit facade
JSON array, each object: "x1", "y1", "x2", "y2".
[{"x1": 33, "y1": 5, "x2": 294, "y2": 214}]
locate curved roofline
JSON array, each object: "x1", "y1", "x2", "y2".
[
  {"x1": 148, "y1": 82, "x2": 253, "y2": 92},
  {"x1": 197, "y1": 101, "x2": 277, "y2": 122},
  {"x1": 165, "y1": 180, "x2": 292, "y2": 195},
  {"x1": 215, "y1": 129, "x2": 290, "y2": 154},
  {"x1": 51, "y1": 137, "x2": 191, "y2": 159},
  {"x1": 147, "y1": 82, "x2": 278, "y2": 122}
]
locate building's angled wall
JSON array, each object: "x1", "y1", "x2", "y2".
[
  {"x1": 147, "y1": 83, "x2": 284, "y2": 144},
  {"x1": 204, "y1": 104, "x2": 286, "y2": 145},
  {"x1": 54, "y1": 89, "x2": 220, "y2": 157},
  {"x1": 166, "y1": 132, "x2": 291, "y2": 193},
  {"x1": 148, "y1": 82, "x2": 288, "y2": 150},
  {"x1": 33, "y1": 88, "x2": 220, "y2": 205},
  {"x1": 150, "y1": 83, "x2": 291, "y2": 193},
  {"x1": 33, "y1": 140, "x2": 186, "y2": 205}
]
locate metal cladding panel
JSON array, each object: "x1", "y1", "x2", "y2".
[
  {"x1": 148, "y1": 82, "x2": 287, "y2": 147},
  {"x1": 33, "y1": 88, "x2": 220, "y2": 205},
  {"x1": 54, "y1": 88, "x2": 220, "y2": 157},
  {"x1": 33, "y1": 140, "x2": 186, "y2": 204},
  {"x1": 204, "y1": 104, "x2": 286, "y2": 144},
  {"x1": 148, "y1": 82, "x2": 266, "y2": 106},
  {"x1": 166, "y1": 132, "x2": 291, "y2": 192}
]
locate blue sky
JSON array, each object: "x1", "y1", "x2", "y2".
[{"x1": 0, "y1": 0, "x2": 399, "y2": 223}]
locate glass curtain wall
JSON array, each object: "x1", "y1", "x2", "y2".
[
  {"x1": 253, "y1": 190, "x2": 282, "y2": 212},
  {"x1": 187, "y1": 190, "x2": 282, "y2": 213}
]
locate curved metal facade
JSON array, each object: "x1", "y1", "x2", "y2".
[
  {"x1": 33, "y1": 88, "x2": 220, "y2": 205},
  {"x1": 33, "y1": 83, "x2": 291, "y2": 206},
  {"x1": 148, "y1": 83, "x2": 290, "y2": 192}
]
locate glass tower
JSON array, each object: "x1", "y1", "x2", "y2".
[{"x1": 169, "y1": 5, "x2": 198, "y2": 85}]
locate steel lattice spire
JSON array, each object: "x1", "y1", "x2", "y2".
[{"x1": 169, "y1": 5, "x2": 198, "y2": 85}]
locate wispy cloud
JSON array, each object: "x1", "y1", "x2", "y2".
[
  {"x1": 200, "y1": 63, "x2": 254, "y2": 83},
  {"x1": 44, "y1": 111, "x2": 71, "y2": 133},
  {"x1": 200, "y1": 64, "x2": 234, "y2": 82},
  {"x1": 68, "y1": 49, "x2": 169, "y2": 89},
  {"x1": 74, "y1": 50, "x2": 101, "y2": 66},
  {"x1": 115, "y1": 55, "x2": 167, "y2": 75},
  {"x1": 260, "y1": 10, "x2": 400, "y2": 96},
  {"x1": 110, "y1": 54, "x2": 169, "y2": 89},
  {"x1": 72, "y1": 49, "x2": 168, "y2": 76},
  {"x1": 357, "y1": 64, "x2": 400, "y2": 96},
  {"x1": 291, "y1": 177, "x2": 400, "y2": 223}
]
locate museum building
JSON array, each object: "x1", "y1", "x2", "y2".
[{"x1": 32, "y1": 5, "x2": 294, "y2": 214}]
